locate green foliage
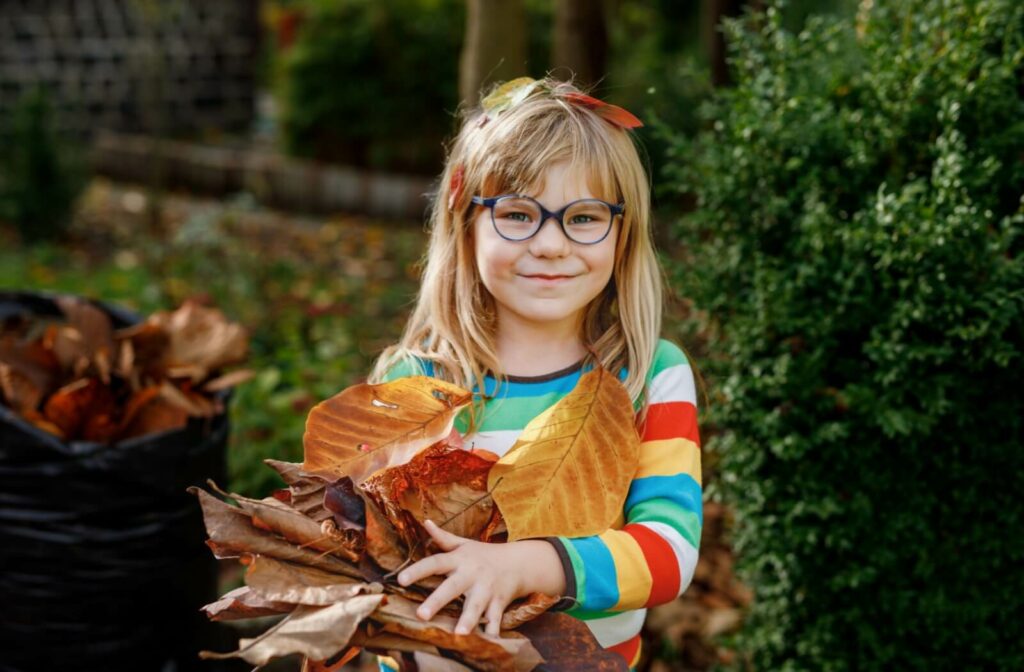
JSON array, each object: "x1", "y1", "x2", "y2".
[
  {"x1": 0, "y1": 88, "x2": 84, "y2": 242},
  {"x1": 276, "y1": 0, "x2": 560, "y2": 174},
  {"x1": 661, "y1": 0, "x2": 1024, "y2": 669},
  {"x1": 277, "y1": 0, "x2": 464, "y2": 172}
]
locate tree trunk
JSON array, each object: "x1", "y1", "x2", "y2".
[
  {"x1": 702, "y1": 0, "x2": 746, "y2": 87},
  {"x1": 459, "y1": 0, "x2": 528, "y2": 108},
  {"x1": 551, "y1": 0, "x2": 609, "y2": 90}
]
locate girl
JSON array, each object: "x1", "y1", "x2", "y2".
[{"x1": 368, "y1": 76, "x2": 703, "y2": 671}]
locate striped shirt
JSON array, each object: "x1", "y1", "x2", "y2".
[{"x1": 377, "y1": 339, "x2": 702, "y2": 670}]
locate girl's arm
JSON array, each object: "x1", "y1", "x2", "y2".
[{"x1": 543, "y1": 342, "x2": 702, "y2": 613}]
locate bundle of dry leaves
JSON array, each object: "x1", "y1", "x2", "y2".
[
  {"x1": 0, "y1": 296, "x2": 253, "y2": 442},
  {"x1": 192, "y1": 367, "x2": 642, "y2": 671}
]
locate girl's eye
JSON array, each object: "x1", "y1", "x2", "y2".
[
  {"x1": 505, "y1": 211, "x2": 533, "y2": 222},
  {"x1": 569, "y1": 215, "x2": 594, "y2": 225}
]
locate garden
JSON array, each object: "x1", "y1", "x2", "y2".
[{"x1": 1, "y1": 0, "x2": 1021, "y2": 671}]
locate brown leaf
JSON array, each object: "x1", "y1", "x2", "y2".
[
  {"x1": 0, "y1": 362, "x2": 44, "y2": 414},
  {"x1": 20, "y1": 408, "x2": 65, "y2": 438},
  {"x1": 499, "y1": 593, "x2": 560, "y2": 631},
  {"x1": 488, "y1": 366, "x2": 640, "y2": 541},
  {"x1": 362, "y1": 442, "x2": 499, "y2": 551},
  {"x1": 152, "y1": 299, "x2": 249, "y2": 379},
  {"x1": 203, "y1": 368, "x2": 256, "y2": 392},
  {"x1": 209, "y1": 482, "x2": 362, "y2": 564},
  {"x1": 244, "y1": 555, "x2": 382, "y2": 606},
  {"x1": 116, "y1": 385, "x2": 188, "y2": 440},
  {"x1": 201, "y1": 585, "x2": 294, "y2": 621},
  {"x1": 349, "y1": 629, "x2": 441, "y2": 657},
  {"x1": 372, "y1": 594, "x2": 543, "y2": 672},
  {"x1": 200, "y1": 594, "x2": 385, "y2": 666},
  {"x1": 0, "y1": 332, "x2": 60, "y2": 401},
  {"x1": 53, "y1": 295, "x2": 116, "y2": 384},
  {"x1": 324, "y1": 477, "x2": 366, "y2": 531},
  {"x1": 301, "y1": 646, "x2": 362, "y2": 671},
  {"x1": 363, "y1": 493, "x2": 408, "y2": 572},
  {"x1": 42, "y1": 378, "x2": 117, "y2": 440},
  {"x1": 187, "y1": 487, "x2": 362, "y2": 580},
  {"x1": 515, "y1": 612, "x2": 629, "y2": 671},
  {"x1": 303, "y1": 376, "x2": 473, "y2": 485},
  {"x1": 113, "y1": 321, "x2": 168, "y2": 379},
  {"x1": 264, "y1": 459, "x2": 332, "y2": 523}
]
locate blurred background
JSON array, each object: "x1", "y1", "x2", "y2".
[{"x1": 1, "y1": 0, "x2": 1021, "y2": 671}]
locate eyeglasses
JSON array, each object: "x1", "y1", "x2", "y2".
[{"x1": 470, "y1": 194, "x2": 624, "y2": 245}]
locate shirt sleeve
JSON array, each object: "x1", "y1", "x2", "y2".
[{"x1": 544, "y1": 341, "x2": 702, "y2": 613}]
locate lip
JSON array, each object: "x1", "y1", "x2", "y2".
[{"x1": 520, "y1": 274, "x2": 577, "y2": 284}]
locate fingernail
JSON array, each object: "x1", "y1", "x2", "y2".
[
  {"x1": 417, "y1": 607, "x2": 428, "y2": 619},
  {"x1": 397, "y1": 572, "x2": 407, "y2": 585},
  {"x1": 455, "y1": 625, "x2": 468, "y2": 635}
]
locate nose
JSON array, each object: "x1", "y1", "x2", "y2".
[{"x1": 528, "y1": 214, "x2": 572, "y2": 256}]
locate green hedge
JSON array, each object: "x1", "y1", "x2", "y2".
[{"x1": 661, "y1": 0, "x2": 1024, "y2": 669}]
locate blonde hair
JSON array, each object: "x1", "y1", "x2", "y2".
[{"x1": 369, "y1": 76, "x2": 667, "y2": 433}]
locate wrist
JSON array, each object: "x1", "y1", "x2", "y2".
[{"x1": 511, "y1": 539, "x2": 567, "y2": 598}]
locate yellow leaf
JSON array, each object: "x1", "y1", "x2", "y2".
[
  {"x1": 303, "y1": 376, "x2": 473, "y2": 484},
  {"x1": 487, "y1": 366, "x2": 640, "y2": 541}
]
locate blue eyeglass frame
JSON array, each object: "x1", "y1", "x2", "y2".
[{"x1": 470, "y1": 194, "x2": 624, "y2": 245}]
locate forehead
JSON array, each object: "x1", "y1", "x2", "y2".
[{"x1": 481, "y1": 159, "x2": 615, "y2": 202}]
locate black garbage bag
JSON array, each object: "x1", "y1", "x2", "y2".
[{"x1": 0, "y1": 291, "x2": 241, "y2": 672}]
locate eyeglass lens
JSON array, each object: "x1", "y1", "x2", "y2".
[{"x1": 492, "y1": 197, "x2": 613, "y2": 243}]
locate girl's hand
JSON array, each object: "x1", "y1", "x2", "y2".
[{"x1": 396, "y1": 519, "x2": 565, "y2": 637}]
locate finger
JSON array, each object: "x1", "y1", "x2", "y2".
[
  {"x1": 483, "y1": 598, "x2": 505, "y2": 637},
  {"x1": 398, "y1": 552, "x2": 456, "y2": 587},
  {"x1": 423, "y1": 518, "x2": 465, "y2": 552},
  {"x1": 455, "y1": 587, "x2": 489, "y2": 636},
  {"x1": 417, "y1": 574, "x2": 469, "y2": 621}
]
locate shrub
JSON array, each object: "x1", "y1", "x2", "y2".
[
  {"x1": 660, "y1": 0, "x2": 1024, "y2": 669},
  {"x1": 0, "y1": 87, "x2": 84, "y2": 242}
]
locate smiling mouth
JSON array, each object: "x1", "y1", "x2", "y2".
[{"x1": 522, "y1": 274, "x2": 576, "y2": 280}]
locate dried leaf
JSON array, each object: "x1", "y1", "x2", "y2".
[
  {"x1": 499, "y1": 593, "x2": 560, "y2": 631},
  {"x1": 152, "y1": 299, "x2": 249, "y2": 378},
  {"x1": 0, "y1": 362, "x2": 44, "y2": 414},
  {"x1": 203, "y1": 368, "x2": 256, "y2": 392},
  {"x1": 303, "y1": 376, "x2": 473, "y2": 485},
  {"x1": 515, "y1": 612, "x2": 629, "y2": 671},
  {"x1": 42, "y1": 378, "x2": 117, "y2": 440},
  {"x1": 201, "y1": 585, "x2": 294, "y2": 621},
  {"x1": 363, "y1": 493, "x2": 408, "y2": 572},
  {"x1": 488, "y1": 366, "x2": 640, "y2": 541},
  {"x1": 362, "y1": 443, "x2": 498, "y2": 545},
  {"x1": 53, "y1": 296, "x2": 116, "y2": 383},
  {"x1": 200, "y1": 594, "x2": 385, "y2": 666},
  {"x1": 244, "y1": 555, "x2": 382, "y2": 606},
  {"x1": 209, "y1": 482, "x2": 362, "y2": 563},
  {"x1": 188, "y1": 487, "x2": 362, "y2": 579},
  {"x1": 265, "y1": 459, "x2": 332, "y2": 523},
  {"x1": 116, "y1": 386, "x2": 188, "y2": 440},
  {"x1": 0, "y1": 333, "x2": 60, "y2": 399},
  {"x1": 372, "y1": 594, "x2": 543, "y2": 672},
  {"x1": 324, "y1": 476, "x2": 366, "y2": 531}
]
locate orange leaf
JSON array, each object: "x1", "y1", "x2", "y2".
[
  {"x1": 42, "y1": 378, "x2": 116, "y2": 440},
  {"x1": 303, "y1": 376, "x2": 473, "y2": 484},
  {"x1": 362, "y1": 442, "x2": 500, "y2": 545},
  {"x1": 487, "y1": 366, "x2": 640, "y2": 541}
]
